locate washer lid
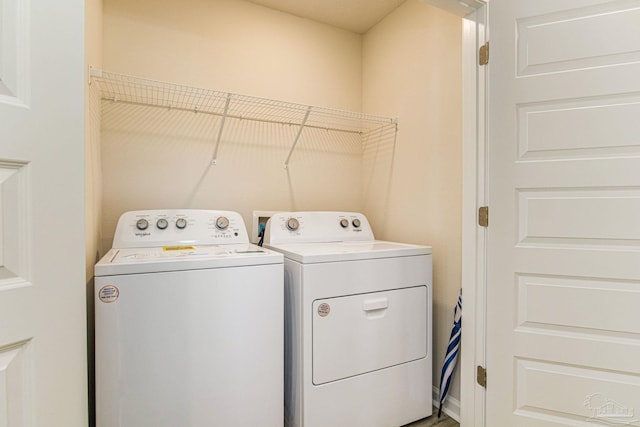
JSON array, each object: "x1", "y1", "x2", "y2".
[
  {"x1": 95, "y1": 244, "x2": 283, "y2": 276},
  {"x1": 265, "y1": 240, "x2": 431, "y2": 264}
]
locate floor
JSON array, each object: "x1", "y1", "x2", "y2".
[{"x1": 402, "y1": 409, "x2": 459, "y2": 427}]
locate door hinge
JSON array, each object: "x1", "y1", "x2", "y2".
[
  {"x1": 479, "y1": 206, "x2": 489, "y2": 227},
  {"x1": 479, "y1": 41, "x2": 489, "y2": 65},
  {"x1": 477, "y1": 365, "x2": 487, "y2": 388}
]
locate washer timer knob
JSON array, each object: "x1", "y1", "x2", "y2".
[
  {"x1": 216, "y1": 216, "x2": 230, "y2": 230},
  {"x1": 286, "y1": 218, "x2": 300, "y2": 231},
  {"x1": 156, "y1": 218, "x2": 168, "y2": 230},
  {"x1": 175, "y1": 218, "x2": 187, "y2": 229},
  {"x1": 136, "y1": 219, "x2": 149, "y2": 230},
  {"x1": 340, "y1": 219, "x2": 349, "y2": 228},
  {"x1": 352, "y1": 218, "x2": 361, "y2": 228}
]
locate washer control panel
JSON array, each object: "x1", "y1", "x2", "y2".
[
  {"x1": 264, "y1": 211, "x2": 374, "y2": 244},
  {"x1": 112, "y1": 209, "x2": 250, "y2": 249}
]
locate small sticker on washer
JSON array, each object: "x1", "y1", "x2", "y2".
[
  {"x1": 317, "y1": 303, "x2": 330, "y2": 317},
  {"x1": 163, "y1": 246, "x2": 195, "y2": 251},
  {"x1": 98, "y1": 285, "x2": 119, "y2": 303}
]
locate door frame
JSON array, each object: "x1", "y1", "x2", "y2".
[
  {"x1": 460, "y1": 2, "x2": 488, "y2": 426},
  {"x1": 422, "y1": 1, "x2": 488, "y2": 424}
]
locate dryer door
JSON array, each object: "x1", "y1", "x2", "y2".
[{"x1": 312, "y1": 286, "x2": 428, "y2": 385}]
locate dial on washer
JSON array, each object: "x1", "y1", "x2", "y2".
[
  {"x1": 136, "y1": 219, "x2": 149, "y2": 230},
  {"x1": 352, "y1": 218, "x2": 361, "y2": 228},
  {"x1": 175, "y1": 218, "x2": 187, "y2": 229},
  {"x1": 340, "y1": 219, "x2": 349, "y2": 228},
  {"x1": 286, "y1": 218, "x2": 299, "y2": 231},
  {"x1": 156, "y1": 218, "x2": 168, "y2": 230},
  {"x1": 216, "y1": 216, "x2": 230, "y2": 230}
]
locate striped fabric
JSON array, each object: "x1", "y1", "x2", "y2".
[{"x1": 438, "y1": 289, "x2": 462, "y2": 417}]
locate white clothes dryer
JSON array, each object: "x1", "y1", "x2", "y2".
[
  {"x1": 94, "y1": 209, "x2": 283, "y2": 427},
  {"x1": 264, "y1": 211, "x2": 433, "y2": 427}
]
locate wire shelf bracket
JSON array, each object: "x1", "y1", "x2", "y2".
[
  {"x1": 211, "y1": 94, "x2": 232, "y2": 165},
  {"x1": 284, "y1": 106, "x2": 312, "y2": 170}
]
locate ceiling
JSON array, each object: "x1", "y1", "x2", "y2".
[{"x1": 245, "y1": 0, "x2": 409, "y2": 34}]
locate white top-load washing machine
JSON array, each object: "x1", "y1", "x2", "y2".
[
  {"x1": 263, "y1": 211, "x2": 433, "y2": 427},
  {"x1": 94, "y1": 209, "x2": 283, "y2": 427}
]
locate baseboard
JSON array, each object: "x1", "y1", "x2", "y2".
[{"x1": 432, "y1": 385, "x2": 461, "y2": 422}]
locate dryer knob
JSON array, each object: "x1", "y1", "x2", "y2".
[
  {"x1": 175, "y1": 218, "x2": 187, "y2": 229},
  {"x1": 156, "y1": 218, "x2": 169, "y2": 230},
  {"x1": 340, "y1": 219, "x2": 349, "y2": 228},
  {"x1": 352, "y1": 218, "x2": 361, "y2": 228},
  {"x1": 136, "y1": 219, "x2": 149, "y2": 231},
  {"x1": 286, "y1": 218, "x2": 300, "y2": 231},
  {"x1": 216, "y1": 216, "x2": 230, "y2": 230}
]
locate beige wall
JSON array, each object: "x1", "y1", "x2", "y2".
[
  {"x1": 103, "y1": 0, "x2": 362, "y2": 109},
  {"x1": 100, "y1": 0, "x2": 365, "y2": 253},
  {"x1": 363, "y1": 1, "x2": 463, "y2": 406}
]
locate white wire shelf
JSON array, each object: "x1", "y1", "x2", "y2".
[{"x1": 89, "y1": 68, "x2": 398, "y2": 167}]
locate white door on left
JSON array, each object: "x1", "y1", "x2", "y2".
[{"x1": 0, "y1": 0, "x2": 87, "y2": 425}]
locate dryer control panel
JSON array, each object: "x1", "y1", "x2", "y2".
[
  {"x1": 112, "y1": 209, "x2": 250, "y2": 248},
  {"x1": 264, "y1": 211, "x2": 375, "y2": 245}
]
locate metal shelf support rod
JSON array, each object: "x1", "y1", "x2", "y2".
[
  {"x1": 284, "y1": 106, "x2": 312, "y2": 169},
  {"x1": 211, "y1": 94, "x2": 232, "y2": 165}
]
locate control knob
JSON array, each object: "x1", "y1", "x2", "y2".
[
  {"x1": 340, "y1": 219, "x2": 349, "y2": 228},
  {"x1": 216, "y1": 216, "x2": 230, "y2": 230},
  {"x1": 286, "y1": 218, "x2": 300, "y2": 231},
  {"x1": 136, "y1": 219, "x2": 149, "y2": 230},
  {"x1": 156, "y1": 218, "x2": 168, "y2": 230},
  {"x1": 175, "y1": 218, "x2": 187, "y2": 229},
  {"x1": 352, "y1": 218, "x2": 361, "y2": 228}
]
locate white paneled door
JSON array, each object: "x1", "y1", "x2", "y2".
[
  {"x1": 488, "y1": 0, "x2": 640, "y2": 425},
  {"x1": 0, "y1": 0, "x2": 87, "y2": 426}
]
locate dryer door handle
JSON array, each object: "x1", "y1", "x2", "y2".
[{"x1": 362, "y1": 297, "x2": 389, "y2": 312}]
